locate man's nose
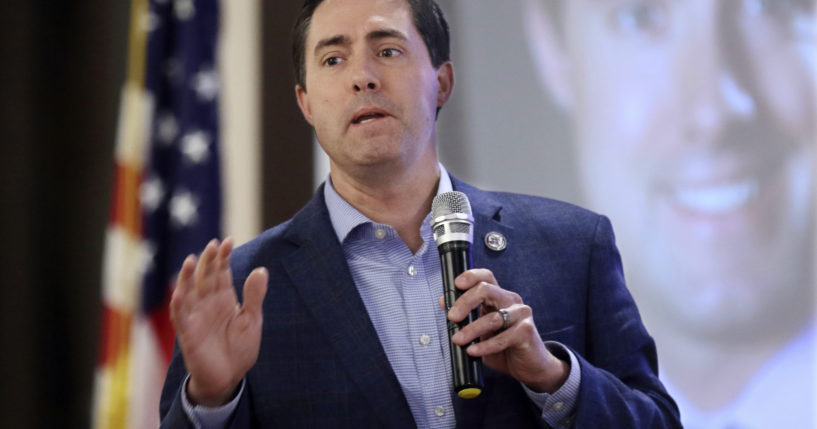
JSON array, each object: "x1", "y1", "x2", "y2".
[
  {"x1": 685, "y1": 70, "x2": 755, "y2": 142},
  {"x1": 351, "y1": 56, "x2": 380, "y2": 92},
  {"x1": 683, "y1": 23, "x2": 755, "y2": 144}
]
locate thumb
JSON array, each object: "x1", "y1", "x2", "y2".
[{"x1": 242, "y1": 267, "x2": 268, "y2": 315}]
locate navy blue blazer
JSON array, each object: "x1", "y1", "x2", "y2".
[{"x1": 160, "y1": 177, "x2": 680, "y2": 428}]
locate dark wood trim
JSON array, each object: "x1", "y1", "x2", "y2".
[{"x1": 261, "y1": 2, "x2": 314, "y2": 228}]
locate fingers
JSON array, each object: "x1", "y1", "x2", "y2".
[
  {"x1": 452, "y1": 303, "x2": 531, "y2": 346},
  {"x1": 172, "y1": 237, "x2": 234, "y2": 323},
  {"x1": 194, "y1": 239, "x2": 221, "y2": 296},
  {"x1": 215, "y1": 238, "x2": 234, "y2": 293},
  {"x1": 454, "y1": 268, "x2": 498, "y2": 291},
  {"x1": 448, "y1": 269, "x2": 522, "y2": 323},
  {"x1": 464, "y1": 316, "x2": 538, "y2": 357},
  {"x1": 242, "y1": 267, "x2": 268, "y2": 315},
  {"x1": 176, "y1": 254, "x2": 197, "y2": 296},
  {"x1": 193, "y1": 238, "x2": 236, "y2": 297},
  {"x1": 172, "y1": 236, "x2": 266, "y2": 327},
  {"x1": 215, "y1": 237, "x2": 233, "y2": 274},
  {"x1": 170, "y1": 254, "x2": 198, "y2": 325}
]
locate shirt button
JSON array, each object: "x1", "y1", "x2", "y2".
[
  {"x1": 434, "y1": 405, "x2": 446, "y2": 417},
  {"x1": 375, "y1": 229, "x2": 386, "y2": 239},
  {"x1": 552, "y1": 401, "x2": 564, "y2": 411},
  {"x1": 407, "y1": 265, "x2": 417, "y2": 276},
  {"x1": 419, "y1": 334, "x2": 430, "y2": 346}
]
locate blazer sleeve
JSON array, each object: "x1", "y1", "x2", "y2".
[
  {"x1": 159, "y1": 343, "x2": 258, "y2": 429},
  {"x1": 570, "y1": 215, "x2": 681, "y2": 428}
]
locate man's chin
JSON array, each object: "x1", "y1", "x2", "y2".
[{"x1": 640, "y1": 277, "x2": 812, "y2": 344}]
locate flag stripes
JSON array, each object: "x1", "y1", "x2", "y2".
[{"x1": 93, "y1": 0, "x2": 221, "y2": 427}]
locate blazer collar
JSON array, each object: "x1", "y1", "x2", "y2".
[{"x1": 450, "y1": 175, "x2": 503, "y2": 224}]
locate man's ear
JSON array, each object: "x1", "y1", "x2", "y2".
[
  {"x1": 295, "y1": 84, "x2": 314, "y2": 126},
  {"x1": 436, "y1": 61, "x2": 455, "y2": 108},
  {"x1": 523, "y1": 0, "x2": 574, "y2": 111}
]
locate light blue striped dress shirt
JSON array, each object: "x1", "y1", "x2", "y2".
[
  {"x1": 323, "y1": 170, "x2": 458, "y2": 428},
  {"x1": 182, "y1": 165, "x2": 581, "y2": 428}
]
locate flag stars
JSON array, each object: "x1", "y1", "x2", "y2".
[
  {"x1": 169, "y1": 190, "x2": 198, "y2": 227},
  {"x1": 174, "y1": 0, "x2": 195, "y2": 21},
  {"x1": 140, "y1": 176, "x2": 165, "y2": 213},
  {"x1": 138, "y1": 241, "x2": 158, "y2": 276},
  {"x1": 181, "y1": 130, "x2": 211, "y2": 164},
  {"x1": 156, "y1": 113, "x2": 179, "y2": 145},
  {"x1": 192, "y1": 68, "x2": 220, "y2": 102}
]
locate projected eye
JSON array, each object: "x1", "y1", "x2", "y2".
[
  {"x1": 745, "y1": 0, "x2": 815, "y2": 41},
  {"x1": 747, "y1": 0, "x2": 812, "y2": 17},
  {"x1": 611, "y1": 1, "x2": 669, "y2": 38}
]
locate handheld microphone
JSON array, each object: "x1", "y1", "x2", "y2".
[{"x1": 431, "y1": 191, "x2": 483, "y2": 399}]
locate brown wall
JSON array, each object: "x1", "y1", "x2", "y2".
[
  {"x1": 0, "y1": 1, "x2": 126, "y2": 427},
  {"x1": 262, "y1": 2, "x2": 314, "y2": 226}
]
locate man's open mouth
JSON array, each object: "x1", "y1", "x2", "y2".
[
  {"x1": 671, "y1": 179, "x2": 759, "y2": 214},
  {"x1": 352, "y1": 110, "x2": 388, "y2": 125}
]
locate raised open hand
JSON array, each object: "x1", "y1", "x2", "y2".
[{"x1": 169, "y1": 238, "x2": 268, "y2": 406}]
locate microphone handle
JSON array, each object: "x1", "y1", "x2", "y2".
[{"x1": 438, "y1": 241, "x2": 484, "y2": 399}]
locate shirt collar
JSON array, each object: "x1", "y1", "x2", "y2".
[{"x1": 323, "y1": 163, "x2": 453, "y2": 244}]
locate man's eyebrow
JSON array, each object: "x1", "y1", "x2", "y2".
[
  {"x1": 313, "y1": 35, "x2": 349, "y2": 55},
  {"x1": 366, "y1": 29, "x2": 407, "y2": 42}
]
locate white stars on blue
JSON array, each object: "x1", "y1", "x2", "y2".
[{"x1": 180, "y1": 130, "x2": 211, "y2": 164}]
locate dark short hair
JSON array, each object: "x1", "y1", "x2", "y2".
[{"x1": 291, "y1": 0, "x2": 451, "y2": 91}]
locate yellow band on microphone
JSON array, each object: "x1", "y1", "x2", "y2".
[{"x1": 457, "y1": 387, "x2": 482, "y2": 399}]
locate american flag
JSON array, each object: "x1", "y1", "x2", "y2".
[{"x1": 93, "y1": 0, "x2": 221, "y2": 427}]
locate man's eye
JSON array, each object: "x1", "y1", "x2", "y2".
[
  {"x1": 745, "y1": 0, "x2": 814, "y2": 40},
  {"x1": 378, "y1": 48, "x2": 401, "y2": 58},
  {"x1": 323, "y1": 56, "x2": 343, "y2": 66},
  {"x1": 612, "y1": 1, "x2": 669, "y2": 37},
  {"x1": 747, "y1": 0, "x2": 813, "y2": 18}
]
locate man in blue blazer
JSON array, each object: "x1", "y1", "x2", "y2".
[{"x1": 160, "y1": 0, "x2": 681, "y2": 427}]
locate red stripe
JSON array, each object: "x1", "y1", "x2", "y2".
[
  {"x1": 109, "y1": 162, "x2": 142, "y2": 237},
  {"x1": 97, "y1": 304, "x2": 133, "y2": 367},
  {"x1": 148, "y1": 281, "x2": 177, "y2": 365}
]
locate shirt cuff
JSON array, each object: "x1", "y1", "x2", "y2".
[
  {"x1": 180, "y1": 375, "x2": 244, "y2": 429},
  {"x1": 520, "y1": 341, "x2": 581, "y2": 428}
]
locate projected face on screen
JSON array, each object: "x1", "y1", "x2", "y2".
[{"x1": 525, "y1": 0, "x2": 815, "y2": 340}]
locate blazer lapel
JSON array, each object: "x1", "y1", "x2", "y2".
[
  {"x1": 280, "y1": 186, "x2": 416, "y2": 427},
  {"x1": 454, "y1": 176, "x2": 553, "y2": 427}
]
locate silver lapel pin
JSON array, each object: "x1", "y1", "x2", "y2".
[{"x1": 484, "y1": 231, "x2": 507, "y2": 252}]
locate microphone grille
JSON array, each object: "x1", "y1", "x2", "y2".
[{"x1": 432, "y1": 191, "x2": 472, "y2": 218}]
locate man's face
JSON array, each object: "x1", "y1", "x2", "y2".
[
  {"x1": 296, "y1": 0, "x2": 451, "y2": 178},
  {"x1": 543, "y1": 0, "x2": 815, "y2": 337}
]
